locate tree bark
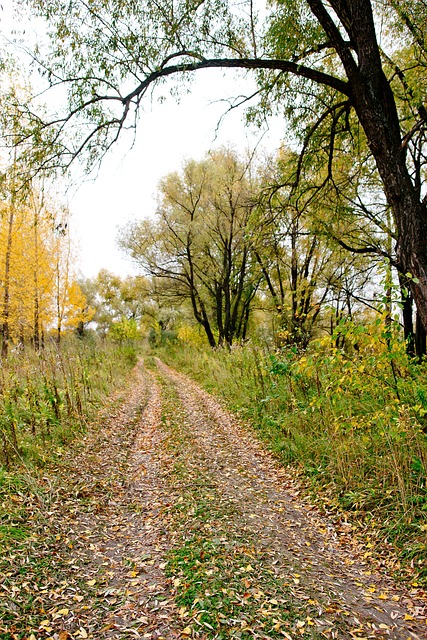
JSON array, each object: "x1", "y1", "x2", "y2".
[
  {"x1": 2, "y1": 204, "x2": 14, "y2": 359},
  {"x1": 398, "y1": 273, "x2": 415, "y2": 358},
  {"x1": 415, "y1": 311, "x2": 426, "y2": 360},
  {"x1": 313, "y1": 0, "x2": 427, "y2": 332}
]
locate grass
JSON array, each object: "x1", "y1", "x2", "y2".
[
  {"x1": 155, "y1": 370, "x2": 330, "y2": 638},
  {"x1": 0, "y1": 336, "x2": 138, "y2": 470},
  {"x1": 0, "y1": 336, "x2": 140, "y2": 639},
  {"x1": 155, "y1": 321, "x2": 427, "y2": 585}
]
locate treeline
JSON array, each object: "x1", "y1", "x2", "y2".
[
  {"x1": 116, "y1": 146, "x2": 417, "y2": 354},
  {"x1": 0, "y1": 185, "x2": 93, "y2": 357}
]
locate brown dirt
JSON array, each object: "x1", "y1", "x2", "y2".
[
  {"x1": 155, "y1": 359, "x2": 427, "y2": 640},
  {"x1": 4, "y1": 359, "x2": 427, "y2": 640}
]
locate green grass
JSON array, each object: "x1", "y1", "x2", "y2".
[
  {"x1": 0, "y1": 337, "x2": 138, "y2": 470},
  {"x1": 156, "y1": 372, "x2": 328, "y2": 638},
  {"x1": 155, "y1": 324, "x2": 427, "y2": 586}
]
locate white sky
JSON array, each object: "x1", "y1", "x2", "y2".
[
  {"x1": 1, "y1": 6, "x2": 285, "y2": 279},
  {"x1": 69, "y1": 74, "x2": 285, "y2": 278}
]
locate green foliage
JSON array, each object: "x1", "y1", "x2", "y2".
[
  {"x1": 157, "y1": 322, "x2": 427, "y2": 582},
  {"x1": 109, "y1": 317, "x2": 141, "y2": 343},
  {"x1": 80, "y1": 270, "x2": 150, "y2": 338},
  {"x1": 0, "y1": 337, "x2": 136, "y2": 470},
  {"x1": 119, "y1": 148, "x2": 263, "y2": 347}
]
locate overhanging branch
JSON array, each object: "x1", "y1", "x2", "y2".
[{"x1": 124, "y1": 57, "x2": 350, "y2": 105}]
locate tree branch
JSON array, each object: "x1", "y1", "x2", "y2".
[{"x1": 124, "y1": 57, "x2": 350, "y2": 105}]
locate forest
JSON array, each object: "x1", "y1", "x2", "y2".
[{"x1": 1, "y1": 1, "x2": 427, "y2": 638}]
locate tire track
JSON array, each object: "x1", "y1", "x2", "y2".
[{"x1": 156, "y1": 359, "x2": 427, "y2": 639}]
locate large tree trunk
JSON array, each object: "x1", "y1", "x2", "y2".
[
  {"x1": 398, "y1": 273, "x2": 416, "y2": 358},
  {"x1": 415, "y1": 311, "x2": 426, "y2": 361},
  {"x1": 324, "y1": 0, "x2": 427, "y2": 333}
]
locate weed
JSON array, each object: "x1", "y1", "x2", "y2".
[{"x1": 156, "y1": 323, "x2": 427, "y2": 584}]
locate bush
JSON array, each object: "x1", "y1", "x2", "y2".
[{"x1": 0, "y1": 337, "x2": 137, "y2": 470}]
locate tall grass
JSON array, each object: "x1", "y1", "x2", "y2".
[
  {"x1": 158, "y1": 321, "x2": 427, "y2": 582},
  {"x1": 0, "y1": 336, "x2": 138, "y2": 470}
]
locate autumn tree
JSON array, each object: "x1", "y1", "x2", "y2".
[
  {"x1": 252, "y1": 146, "x2": 380, "y2": 346},
  {"x1": 80, "y1": 269, "x2": 149, "y2": 338},
  {"x1": 8, "y1": 0, "x2": 427, "y2": 344},
  {"x1": 52, "y1": 213, "x2": 95, "y2": 343},
  {"x1": 119, "y1": 149, "x2": 263, "y2": 347}
]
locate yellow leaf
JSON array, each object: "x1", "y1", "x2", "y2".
[
  {"x1": 182, "y1": 627, "x2": 192, "y2": 635},
  {"x1": 86, "y1": 579, "x2": 96, "y2": 586},
  {"x1": 378, "y1": 593, "x2": 388, "y2": 600},
  {"x1": 58, "y1": 608, "x2": 69, "y2": 615},
  {"x1": 404, "y1": 614, "x2": 414, "y2": 621}
]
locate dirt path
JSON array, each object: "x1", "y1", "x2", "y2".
[
  {"x1": 155, "y1": 359, "x2": 427, "y2": 639},
  {"x1": 2, "y1": 359, "x2": 427, "y2": 640}
]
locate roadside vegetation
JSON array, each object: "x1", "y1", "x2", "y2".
[
  {"x1": 0, "y1": 337, "x2": 137, "y2": 472},
  {"x1": 0, "y1": 337, "x2": 141, "y2": 640},
  {"x1": 156, "y1": 321, "x2": 427, "y2": 587},
  {"x1": 0, "y1": 336, "x2": 137, "y2": 550}
]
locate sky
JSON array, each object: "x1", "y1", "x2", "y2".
[
  {"x1": 69, "y1": 71, "x2": 285, "y2": 278},
  {"x1": 1, "y1": 5, "x2": 285, "y2": 279}
]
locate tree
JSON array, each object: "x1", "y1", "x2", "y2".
[
  {"x1": 80, "y1": 269, "x2": 149, "y2": 338},
  {"x1": 53, "y1": 227, "x2": 95, "y2": 343},
  {"x1": 10, "y1": 0, "x2": 427, "y2": 336},
  {"x1": 0, "y1": 176, "x2": 89, "y2": 350},
  {"x1": 253, "y1": 147, "x2": 380, "y2": 347},
  {"x1": 119, "y1": 149, "x2": 263, "y2": 347}
]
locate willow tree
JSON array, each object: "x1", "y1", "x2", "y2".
[
  {"x1": 10, "y1": 0, "x2": 427, "y2": 334},
  {"x1": 254, "y1": 147, "x2": 380, "y2": 347},
  {"x1": 119, "y1": 149, "x2": 262, "y2": 346}
]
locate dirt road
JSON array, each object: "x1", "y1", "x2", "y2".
[{"x1": 2, "y1": 360, "x2": 427, "y2": 639}]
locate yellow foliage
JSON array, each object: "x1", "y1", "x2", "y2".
[
  {"x1": 63, "y1": 281, "x2": 95, "y2": 329},
  {"x1": 177, "y1": 324, "x2": 208, "y2": 347},
  {"x1": 0, "y1": 188, "x2": 84, "y2": 346}
]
